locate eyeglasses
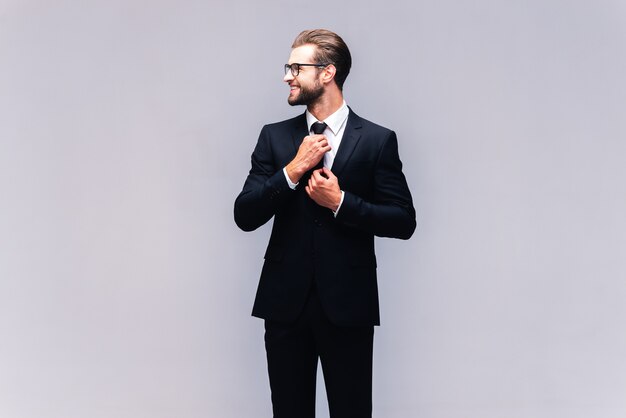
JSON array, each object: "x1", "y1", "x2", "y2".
[{"x1": 284, "y1": 63, "x2": 329, "y2": 77}]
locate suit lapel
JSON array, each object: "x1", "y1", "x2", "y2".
[
  {"x1": 291, "y1": 112, "x2": 309, "y2": 154},
  {"x1": 331, "y1": 109, "x2": 362, "y2": 176}
]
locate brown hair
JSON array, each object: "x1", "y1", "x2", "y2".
[{"x1": 292, "y1": 29, "x2": 352, "y2": 90}]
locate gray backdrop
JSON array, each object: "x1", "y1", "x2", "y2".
[{"x1": 1, "y1": 1, "x2": 625, "y2": 417}]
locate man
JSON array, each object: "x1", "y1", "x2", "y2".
[{"x1": 234, "y1": 29, "x2": 416, "y2": 418}]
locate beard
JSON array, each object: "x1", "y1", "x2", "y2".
[{"x1": 288, "y1": 79, "x2": 324, "y2": 106}]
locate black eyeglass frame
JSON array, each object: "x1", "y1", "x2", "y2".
[{"x1": 284, "y1": 63, "x2": 330, "y2": 77}]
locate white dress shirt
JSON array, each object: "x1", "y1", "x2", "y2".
[{"x1": 283, "y1": 101, "x2": 349, "y2": 215}]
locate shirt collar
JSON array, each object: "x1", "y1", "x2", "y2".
[{"x1": 306, "y1": 101, "x2": 349, "y2": 135}]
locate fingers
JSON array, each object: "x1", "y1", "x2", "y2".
[
  {"x1": 311, "y1": 169, "x2": 325, "y2": 181},
  {"x1": 305, "y1": 134, "x2": 326, "y2": 144},
  {"x1": 312, "y1": 167, "x2": 334, "y2": 181},
  {"x1": 307, "y1": 174, "x2": 318, "y2": 197},
  {"x1": 302, "y1": 136, "x2": 328, "y2": 154},
  {"x1": 314, "y1": 141, "x2": 330, "y2": 154},
  {"x1": 312, "y1": 137, "x2": 330, "y2": 154},
  {"x1": 306, "y1": 168, "x2": 341, "y2": 211},
  {"x1": 320, "y1": 166, "x2": 335, "y2": 179},
  {"x1": 309, "y1": 169, "x2": 333, "y2": 194},
  {"x1": 306, "y1": 134, "x2": 330, "y2": 148}
]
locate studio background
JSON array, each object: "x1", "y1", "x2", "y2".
[{"x1": 1, "y1": 1, "x2": 625, "y2": 417}]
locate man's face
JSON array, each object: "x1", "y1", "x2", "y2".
[{"x1": 284, "y1": 44, "x2": 324, "y2": 106}]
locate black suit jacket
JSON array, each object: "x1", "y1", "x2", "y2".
[{"x1": 234, "y1": 109, "x2": 416, "y2": 326}]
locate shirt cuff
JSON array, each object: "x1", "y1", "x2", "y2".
[
  {"x1": 333, "y1": 191, "x2": 345, "y2": 217},
  {"x1": 283, "y1": 167, "x2": 299, "y2": 190}
]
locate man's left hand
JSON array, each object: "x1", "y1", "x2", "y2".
[{"x1": 305, "y1": 167, "x2": 342, "y2": 211}]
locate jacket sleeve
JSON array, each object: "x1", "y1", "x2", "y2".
[
  {"x1": 335, "y1": 131, "x2": 417, "y2": 239},
  {"x1": 234, "y1": 125, "x2": 295, "y2": 232}
]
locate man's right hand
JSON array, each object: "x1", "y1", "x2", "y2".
[{"x1": 285, "y1": 134, "x2": 331, "y2": 184}]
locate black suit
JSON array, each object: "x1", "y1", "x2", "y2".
[{"x1": 234, "y1": 108, "x2": 416, "y2": 417}]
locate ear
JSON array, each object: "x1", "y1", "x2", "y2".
[{"x1": 320, "y1": 64, "x2": 337, "y2": 85}]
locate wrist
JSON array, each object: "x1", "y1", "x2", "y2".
[
  {"x1": 333, "y1": 190, "x2": 343, "y2": 211},
  {"x1": 332, "y1": 190, "x2": 345, "y2": 216},
  {"x1": 285, "y1": 162, "x2": 304, "y2": 183}
]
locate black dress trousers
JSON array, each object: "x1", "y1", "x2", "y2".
[{"x1": 264, "y1": 284, "x2": 374, "y2": 418}]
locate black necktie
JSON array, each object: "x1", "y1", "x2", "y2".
[
  {"x1": 310, "y1": 122, "x2": 327, "y2": 170},
  {"x1": 311, "y1": 121, "x2": 327, "y2": 135}
]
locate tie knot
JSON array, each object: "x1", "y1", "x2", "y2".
[{"x1": 311, "y1": 121, "x2": 327, "y2": 135}]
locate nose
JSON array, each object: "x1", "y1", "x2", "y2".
[{"x1": 283, "y1": 70, "x2": 294, "y2": 83}]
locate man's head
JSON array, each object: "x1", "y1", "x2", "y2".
[{"x1": 284, "y1": 29, "x2": 352, "y2": 107}]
